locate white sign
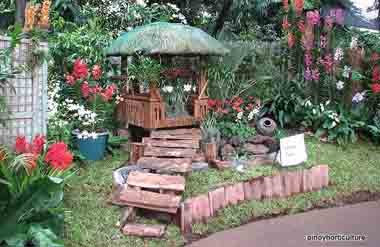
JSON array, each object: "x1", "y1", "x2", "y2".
[{"x1": 279, "y1": 134, "x2": 307, "y2": 167}]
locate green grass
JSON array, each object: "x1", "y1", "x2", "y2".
[
  {"x1": 63, "y1": 139, "x2": 380, "y2": 246},
  {"x1": 192, "y1": 138, "x2": 380, "y2": 235},
  {"x1": 63, "y1": 151, "x2": 185, "y2": 247}
]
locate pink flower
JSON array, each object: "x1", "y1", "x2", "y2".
[
  {"x1": 335, "y1": 8, "x2": 345, "y2": 25},
  {"x1": 100, "y1": 85, "x2": 115, "y2": 102},
  {"x1": 31, "y1": 134, "x2": 45, "y2": 155},
  {"x1": 15, "y1": 136, "x2": 28, "y2": 154},
  {"x1": 72, "y1": 59, "x2": 89, "y2": 80},
  {"x1": 305, "y1": 52, "x2": 313, "y2": 67},
  {"x1": 306, "y1": 10, "x2": 320, "y2": 26},
  {"x1": 92, "y1": 65, "x2": 102, "y2": 80},
  {"x1": 65, "y1": 74, "x2": 76, "y2": 86},
  {"x1": 81, "y1": 82, "x2": 90, "y2": 98},
  {"x1": 45, "y1": 142, "x2": 73, "y2": 171},
  {"x1": 282, "y1": 16, "x2": 291, "y2": 30}
]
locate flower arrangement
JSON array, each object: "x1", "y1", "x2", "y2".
[{"x1": 64, "y1": 58, "x2": 117, "y2": 139}]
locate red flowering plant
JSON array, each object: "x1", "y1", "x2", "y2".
[
  {"x1": 62, "y1": 58, "x2": 119, "y2": 139},
  {"x1": 206, "y1": 96, "x2": 260, "y2": 139},
  {"x1": 0, "y1": 136, "x2": 74, "y2": 243}
]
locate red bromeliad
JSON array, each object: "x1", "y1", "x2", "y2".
[
  {"x1": 45, "y1": 142, "x2": 73, "y2": 171},
  {"x1": 72, "y1": 59, "x2": 89, "y2": 79},
  {"x1": 92, "y1": 65, "x2": 102, "y2": 80}
]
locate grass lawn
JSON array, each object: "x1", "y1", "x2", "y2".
[{"x1": 63, "y1": 138, "x2": 380, "y2": 246}]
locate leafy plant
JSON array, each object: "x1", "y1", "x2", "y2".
[
  {"x1": 216, "y1": 120, "x2": 256, "y2": 140},
  {"x1": 200, "y1": 114, "x2": 221, "y2": 143},
  {"x1": 129, "y1": 57, "x2": 163, "y2": 87}
]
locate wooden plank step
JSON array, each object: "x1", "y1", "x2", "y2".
[
  {"x1": 127, "y1": 171, "x2": 185, "y2": 192},
  {"x1": 122, "y1": 224, "x2": 166, "y2": 238},
  {"x1": 117, "y1": 188, "x2": 181, "y2": 214},
  {"x1": 137, "y1": 157, "x2": 192, "y2": 174},
  {"x1": 149, "y1": 133, "x2": 201, "y2": 140},
  {"x1": 152, "y1": 128, "x2": 201, "y2": 136},
  {"x1": 144, "y1": 146, "x2": 196, "y2": 158},
  {"x1": 143, "y1": 137, "x2": 199, "y2": 149}
]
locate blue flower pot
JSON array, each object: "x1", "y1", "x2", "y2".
[{"x1": 73, "y1": 132, "x2": 109, "y2": 161}]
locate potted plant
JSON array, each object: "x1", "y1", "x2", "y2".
[
  {"x1": 64, "y1": 58, "x2": 117, "y2": 161},
  {"x1": 129, "y1": 57, "x2": 162, "y2": 99},
  {"x1": 200, "y1": 114, "x2": 221, "y2": 161}
]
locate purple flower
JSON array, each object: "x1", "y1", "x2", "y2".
[
  {"x1": 304, "y1": 67, "x2": 312, "y2": 81},
  {"x1": 312, "y1": 68, "x2": 320, "y2": 81},
  {"x1": 306, "y1": 10, "x2": 320, "y2": 26}
]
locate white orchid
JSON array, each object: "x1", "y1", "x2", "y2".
[
  {"x1": 350, "y1": 37, "x2": 358, "y2": 49},
  {"x1": 236, "y1": 112, "x2": 243, "y2": 121},
  {"x1": 336, "y1": 81, "x2": 344, "y2": 90},
  {"x1": 135, "y1": 0, "x2": 146, "y2": 7},
  {"x1": 352, "y1": 92, "x2": 365, "y2": 103},
  {"x1": 342, "y1": 66, "x2": 351, "y2": 78},
  {"x1": 184, "y1": 84, "x2": 192, "y2": 92},
  {"x1": 334, "y1": 47, "x2": 344, "y2": 61}
]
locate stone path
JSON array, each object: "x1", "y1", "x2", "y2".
[{"x1": 188, "y1": 200, "x2": 380, "y2": 247}]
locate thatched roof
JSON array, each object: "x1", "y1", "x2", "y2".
[{"x1": 105, "y1": 22, "x2": 229, "y2": 56}]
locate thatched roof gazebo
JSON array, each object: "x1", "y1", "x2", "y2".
[{"x1": 106, "y1": 22, "x2": 229, "y2": 130}]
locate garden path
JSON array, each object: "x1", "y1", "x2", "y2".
[{"x1": 188, "y1": 200, "x2": 380, "y2": 247}]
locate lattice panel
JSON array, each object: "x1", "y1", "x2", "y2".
[{"x1": 0, "y1": 36, "x2": 48, "y2": 146}]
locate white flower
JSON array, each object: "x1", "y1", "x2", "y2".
[
  {"x1": 135, "y1": 0, "x2": 146, "y2": 7},
  {"x1": 320, "y1": 104, "x2": 325, "y2": 112},
  {"x1": 167, "y1": 3, "x2": 179, "y2": 12},
  {"x1": 312, "y1": 109, "x2": 317, "y2": 115},
  {"x1": 352, "y1": 92, "x2": 365, "y2": 103},
  {"x1": 184, "y1": 84, "x2": 192, "y2": 92},
  {"x1": 201, "y1": 11, "x2": 212, "y2": 18},
  {"x1": 90, "y1": 132, "x2": 98, "y2": 139},
  {"x1": 334, "y1": 47, "x2": 344, "y2": 61},
  {"x1": 192, "y1": 86, "x2": 196, "y2": 92},
  {"x1": 304, "y1": 100, "x2": 312, "y2": 107},
  {"x1": 325, "y1": 100, "x2": 330, "y2": 106},
  {"x1": 248, "y1": 111, "x2": 254, "y2": 121},
  {"x1": 236, "y1": 112, "x2": 243, "y2": 120},
  {"x1": 78, "y1": 134, "x2": 83, "y2": 139},
  {"x1": 343, "y1": 66, "x2": 351, "y2": 78},
  {"x1": 350, "y1": 37, "x2": 358, "y2": 49},
  {"x1": 331, "y1": 121, "x2": 337, "y2": 128},
  {"x1": 164, "y1": 86, "x2": 174, "y2": 93},
  {"x1": 336, "y1": 81, "x2": 345, "y2": 90}
]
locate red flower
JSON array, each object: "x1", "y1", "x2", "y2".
[
  {"x1": 65, "y1": 74, "x2": 76, "y2": 86},
  {"x1": 72, "y1": 59, "x2": 88, "y2": 79},
  {"x1": 372, "y1": 66, "x2": 380, "y2": 83},
  {"x1": 288, "y1": 32, "x2": 296, "y2": 48},
  {"x1": 282, "y1": 17, "x2": 291, "y2": 30},
  {"x1": 25, "y1": 154, "x2": 38, "y2": 174},
  {"x1": 90, "y1": 84, "x2": 102, "y2": 94},
  {"x1": 81, "y1": 82, "x2": 90, "y2": 98},
  {"x1": 372, "y1": 83, "x2": 380, "y2": 94},
  {"x1": 283, "y1": 0, "x2": 289, "y2": 12},
  {"x1": 101, "y1": 85, "x2": 115, "y2": 102},
  {"x1": 15, "y1": 136, "x2": 28, "y2": 154},
  {"x1": 294, "y1": 0, "x2": 304, "y2": 16},
  {"x1": 92, "y1": 65, "x2": 102, "y2": 80},
  {"x1": 31, "y1": 134, "x2": 45, "y2": 155},
  {"x1": 45, "y1": 142, "x2": 73, "y2": 171}
]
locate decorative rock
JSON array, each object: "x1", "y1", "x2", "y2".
[
  {"x1": 209, "y1": 187, "x2": 226, "y2": 216},
  {"x1": 247, "y1": 135, "x2": 277, "y2": 145},
  {"x1": 210, "y1": 160, "x2": 233, "y2": 170},
  {"x1": 221, "y1": 144, "x2": 235, "y2": 161},
  {"x1": 244, "y1": 143, "x2": 270, "y2": 155},
  {"x1": 192, "y1": 162, "x2": 209, "y2": 172}
]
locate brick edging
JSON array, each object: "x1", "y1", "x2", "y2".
[{"x1": 180, "y1": 165, "x2": 329, "y2": 233}]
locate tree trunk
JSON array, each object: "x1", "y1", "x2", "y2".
[
  {"x1": 212, "y1": 0, "x2": 234, "y2": 37},
  {"x1": 15, "y1": 0, "x2": 26, "y2": 26}
]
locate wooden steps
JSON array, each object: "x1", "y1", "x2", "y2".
[
  {"x1": 137, "y1": 157, "x2": 192, "y2": 174},
  {"x1": 127, "y1": 171, "x2": 185, "y2": 192},
  {"x1": 144, "y1": 146, "x2": 197, "y2": 158},
  {"x1": 143, "y1": 138, "x2": 199, "y2": 149}
]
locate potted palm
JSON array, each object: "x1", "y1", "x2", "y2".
[
  {"x1": 200, "y1": 114, "x2": 221, "y2": 161},
  {"x1": 64, "y1": 58, "x2": 117, "y2": 161},
  {"x1": 129, "y1": 57, "x2": 162, "y2": 99}
]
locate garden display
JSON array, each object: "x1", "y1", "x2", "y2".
[{"x1": 1, "y1": 0, "x2": 380, "y2": 246}]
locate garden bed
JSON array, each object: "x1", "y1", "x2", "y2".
[{"x1": 63, "y1": 138, "x2": 380, "y2": 246}]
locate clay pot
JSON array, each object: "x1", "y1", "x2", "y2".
[{"x1": 257, "y1": 118, "x2": 277, "y2": 136}]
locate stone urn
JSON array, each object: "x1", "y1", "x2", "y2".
[{"x1": 257, "y1": 118, "x2": 277, "y2": 136}]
